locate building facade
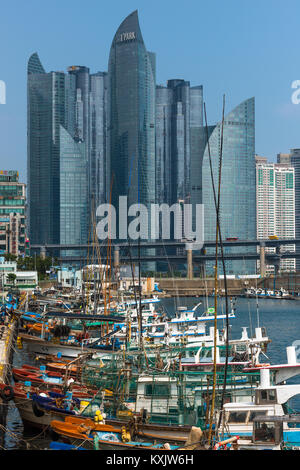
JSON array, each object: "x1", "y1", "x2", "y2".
[
  {"x1": 0, "y1": 171, "x2": 26, "y2": 256},
  {"x1": 289, "y1": 149, "x2": 300, "y2": 271},
  {"x1": 256, "y1": 159, "x2": 295, "y2": 273},
  {"x1": 27, "y1": 53, "x2": 108, "y2": 256},
  {"x1": 202, "y1": 98, "x2": 256, "y2": 275},
  {"x1": 155, "y1": 80, "x2": 203, "y2": 209},
  {"x1": 108, "y1": 10, "x2": 156, "y2": 230}
]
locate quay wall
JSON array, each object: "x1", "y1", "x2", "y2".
[{"x1": 155, "y1": 275, "x2": 300, "y2": 296}]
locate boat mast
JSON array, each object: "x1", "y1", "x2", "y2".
[{"x1": 206, "y1": 96, "x2": 227, "y2": 444}]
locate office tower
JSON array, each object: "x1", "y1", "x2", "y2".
[
  {"x1": 202, "y1": 98, "x2": 256, "y2": 275},
  {"x1": 0, "y1": 171, "x2": 26, "y2": 256},
  {"x1": 256, "y1": 160, "x2": 295, "y2": 273},
  {"x1": 27, "y1": 53, "x2": 88, "y2": 253},
  {"x1": 108, "y1": 10, "x2": 156, "y2": 227}
]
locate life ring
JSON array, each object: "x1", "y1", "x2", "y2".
[
  {"x1": 32, "y1": 400, "x2": 45, "y2": 417},
  {"x1": 0, "y1": 385, "x2": 14, "y2": 402}
]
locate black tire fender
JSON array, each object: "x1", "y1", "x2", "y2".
[{"x1": 0, "y1": 385, "x2": 14, "y2": 402}]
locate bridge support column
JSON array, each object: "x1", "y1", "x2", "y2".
[
  {"x1": 40, "y1": 246, "x2": 46, "y2": 260},
  {"x1": 186, "y1": 243, "x2": 193, "y2": 280},
  {"x1": 259, "y1": 242, "x2": 266, "y2": 278}
]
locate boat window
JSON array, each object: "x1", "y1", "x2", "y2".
[
  {"x1": 248, "y1": 411, "x2": 267, "y2": 422},
  {"x1": 145, "y1": 384, "x2": 170, "y2": 397},
  {"x1": 228, "y1": 411, "x2": 247, "y2": 423},
  {"x1": 254, "y1": 422, "x2": 276, "y2": 442},
  {"x1": 257, "y1": 389, "x2": 277, "y2": 404},
  {"x1": 268, "y1": 390, "x2": 276, "y2": 401},
  {"x1": 261, "y1": 391, "x2": 267, "y2": 400}
]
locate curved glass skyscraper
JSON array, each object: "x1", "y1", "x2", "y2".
[
  {"x1": 108, "y1": 10, "x2": 156, "y2": 220},
  {"x1": 27, "y1": 53, "x2": 88, "y2": 255},
  {"x1": 202, "y1": 98, "x2": 256, "y2": 275}
]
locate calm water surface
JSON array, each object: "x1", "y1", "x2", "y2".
[{"x1": 4, "y1": 296, "x2": 300, "y2": 449}]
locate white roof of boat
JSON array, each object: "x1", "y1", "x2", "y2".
[{"x1": 223, "y1": 402, "x2": 273, "y2": 410}]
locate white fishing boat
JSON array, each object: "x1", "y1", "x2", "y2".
[{"x1": 216, "y1": 347, "x2": 300, "y2": 448}]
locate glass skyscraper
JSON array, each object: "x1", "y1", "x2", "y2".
[
  {"x1": 155, "y1": 80, "x2": 203, "y2": 270},
  {"x1": 155, "y1": 80, "x2": 203, "y2": 208},
  {"x1": 27, "y1": 54, "x2": 89, "y2": 254},
  {"x1": 202, "y1": 98, "x2": 256, "y2": 275},
  {"x1": 27, "y1": 53, "x2": 64, "y2": 246},
  {"x1": 108, "y1": 10, "x2": 156, "y2": 221},
  {"x1": 107, "y1": 11, "x2": 156, "y2": 271},
  {"x1": 59, "y1": 125, "x2": 87, "y2": 257}
]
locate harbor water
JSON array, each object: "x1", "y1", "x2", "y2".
[{"x1": 4, "y1": 296, "x2": 300, "y2": 449}]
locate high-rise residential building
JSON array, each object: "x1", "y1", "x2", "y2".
[
  {"x1": 59, "y1": 126, "x2": 87, "y2": 257},
  {"x1": 0, "y1": 171, "x2": 26, "y2": 256},
  {"x1": 155, "y1": 80, "x2": 203, "y2": 269},
  {"x1": 108, "y1": 10, "x2": 156, "y2": 229},
  {"x1": 27, "y1": 53, "x2": 107, "y2": 256},
  {"x1": 67, "y1": 67, "x2": 108, "y2": 213},
  {"x1": 107, "y1": 11, "x2": 156, "y2": 272},
  {"x1": 202, "y1": 98, "x2": 256, "y2": 275},
  {"x1": 290, "y1": 149, "x2": 300, "y2": 270},
  {"x1": 256, "y1": 160, "x2": 295, "y2": 273},
  {"x1": 155, "y1": 80, "x2": 203, "y2": 208},
  {"x1": 89, "y1": 72, "x2": 108, "y2": 210},
  {"x1": 27, "y1": 53, "x2": 62, "y2": 246}
]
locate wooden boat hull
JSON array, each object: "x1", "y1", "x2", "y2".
[
  {"x1": 50, "y1": 418, "x2": 178, "y2": 450},
  {"x1": 19, "y1": 333, "x2": 116, "y2": 359},
  {"x1": 14, "y1": 396, "x2": 70, "y2": 430}
]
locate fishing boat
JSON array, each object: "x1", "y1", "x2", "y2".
[
  {"x1": 215, "y1": 349, "x2": 300, "y2": 448},
  {"x1": 12, "y1": 385, "x2": 95, "y2": 430},
  {"x1": 50, "y1": 416, "x2": 179, "y2": 450}
]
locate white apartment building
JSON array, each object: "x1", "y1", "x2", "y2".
[{"x1": 256, "y1": 158, "x2": 295, "y2": 273}]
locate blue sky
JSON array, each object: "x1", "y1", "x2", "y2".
[{"x1": 0, "y1": 0, "x2": 300, "y2": 183}]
